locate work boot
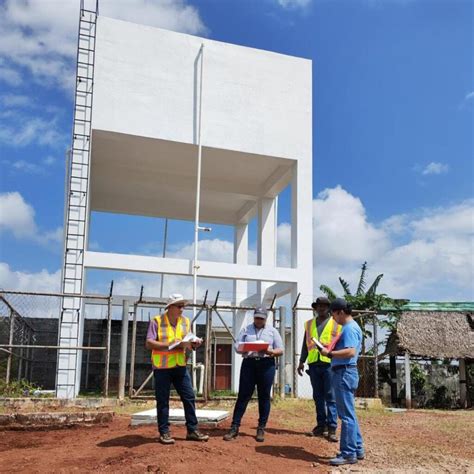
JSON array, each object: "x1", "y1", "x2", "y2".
[
  {"x1": 306, "y1": 425, "x2": 326, "y2": 437},
  {"x1": 223, "y1": 426, "x2": 239, "y2": 441},
  {"x1": 327, "y1": 427, "x2": 338, "y2": 442},
  {"x1": 159, "y1": 432, "x2": 175, "y2": 445},
  {"x1": 186, "y1": 430, "x2": 209, "y2": 442},
  {"x1": 256, "y1": 427, "x2": 265, "y2": 442}
]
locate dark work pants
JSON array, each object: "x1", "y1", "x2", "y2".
[
  {"x1": 231, "y1": 357, "x2": 276, "y2": 429},
  {"x1": 154, "y1": 366, "x2": 198, "y2": 435},
  {"x1": 308, "y1": 363, "x2": 338, "y2": 429}
]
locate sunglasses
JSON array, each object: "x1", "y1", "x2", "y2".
[{"x1": 172, "y1": 304, "x2": 185, "y2": 309}]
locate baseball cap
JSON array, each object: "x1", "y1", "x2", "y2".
[
  {"x1": 329, "y1": 298, "x2": 351, "y2": 313},
  {"x1": 253, "y1": 306, "x2": 268, "y2": 318}
]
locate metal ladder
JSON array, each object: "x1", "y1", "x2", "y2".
[{"x1": 57, "y1": 3, "x2": 98, "y2": 398}]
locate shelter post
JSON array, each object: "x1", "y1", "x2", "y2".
[{"x1": 404, "y1": 352, "x2": 411, "y2": 409}]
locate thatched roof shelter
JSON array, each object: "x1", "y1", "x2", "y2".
[{"x1": 385, "y1": 307, "x2": 474, "y2": 359}]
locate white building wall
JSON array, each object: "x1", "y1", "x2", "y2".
[{"x1": 93, "y1": 17, "x2": 312, "y2": 160}]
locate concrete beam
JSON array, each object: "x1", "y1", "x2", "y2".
[{"x1": 84, "y1": 251, "x2": 299, "y2": 283}]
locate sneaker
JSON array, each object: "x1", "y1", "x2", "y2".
[
  {"x1": 186, "y1": 430, "x2": 209, "y2": 442},
  {"x1": 337, "y1": 451, "x2": 365, "y2": 460},
  {"x1": 223, "y1": 427, "x2": 239, "y2": 441},
  {"x1": 256, "y1": 427, "x2": 265, "y2": 442},
  {"x1": 327, "y1": 428, "x2": 338, "y2": 443},
  {"x1": 159, "y1": 433, "x2": 175, "y2": 445},
  {"x1": 329, "y1": 455, "x2": 358, "y2": 466},
  {"x1": 306, "y1": 425, "x2": 327, "y2": 437}
]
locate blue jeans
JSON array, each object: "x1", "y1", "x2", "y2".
[
  {"x1": 231, "y1": 358, "x2": 276, "y2": 428},
  {"x1": 332, "y1": 366, "x2": 364, "y2": 458},
  {"x1": 154, "y1": 367, "x2": 198, "y2": 435},
  {"x1": 308, "y1": 363, "x2": 337, "y2": 430}
]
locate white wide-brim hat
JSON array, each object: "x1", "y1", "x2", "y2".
[{"x1": 165, "y1": 293, "x2": 188, "y2": 309}]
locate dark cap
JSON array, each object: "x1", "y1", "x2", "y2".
[
  {"x1": 311, "y1": 296, "x2": 330, "y2": 309},
  {"x1": 329, "y1": 298, "x2": 351, "y2": 313},
  {"x1": 253, "y1": 306, "x2": 268, "y2": 318}
]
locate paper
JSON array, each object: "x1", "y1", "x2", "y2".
[
  {"x1": 311, "y1": 337, "x2": 326, "y2": 352},
  {"x1": 168, "y1": 332, "x2": 203, "y2": 350},
  {"x1": 238, "y1": 340, "x2": 269, "y2": 352}
]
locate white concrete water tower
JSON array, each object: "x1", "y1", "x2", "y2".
[{"x1": 58, "y1": 5, "x2": 313, "y2": 398}]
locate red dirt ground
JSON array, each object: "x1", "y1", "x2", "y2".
[{"x1": 1, "y1": 402, "x2": 473, "y2": 473}]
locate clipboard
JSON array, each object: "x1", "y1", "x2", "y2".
[
  {"x1": 238, "y1": 341, "x2": 269, "y2": 352},
  {"x1": 311, "y1": 334, "x2": 342, "y2": 353}
]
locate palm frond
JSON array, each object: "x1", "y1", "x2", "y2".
[
  {"x1": 339, "y1": 277, "x2": 352, "y2": 296},
  {"x1": 367, "y1": 273, "x2": 384, "y2": 296},
  {"x1": 356, "y1": 261, "x2": 368, "y2": 296},
  {"x1": 319, "y1": 285, "x2": 337, "y2": 301}
]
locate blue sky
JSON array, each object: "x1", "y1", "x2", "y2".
[{"x1": 0, "y1": 0, "x2": 472, "y2": 302}]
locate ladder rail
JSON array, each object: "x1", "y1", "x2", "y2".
[{"x1": 57, "y1": 4, "x2": 98, "y2": 397}]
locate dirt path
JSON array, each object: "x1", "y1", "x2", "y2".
[{"x1": 1, "y1": 402, "x2": 473, "y2": 473}]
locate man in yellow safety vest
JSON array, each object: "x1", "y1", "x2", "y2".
[
  {"x1": 146, "y1": 293, "x2": 209, "y2": 445},
  {"x1": 297, "y1": 296, "x2": 342, "y2": 442}
]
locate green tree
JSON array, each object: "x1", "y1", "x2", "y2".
[{"x1": 319, "y1": 262, "x2": 407, "y2": 349}]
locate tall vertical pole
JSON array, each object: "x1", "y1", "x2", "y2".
[
  {"x1": 6, "y1": 310, "x2": 15, "y2": 384},
  {"x1": 279, "y1": 306, "x2": 286, "y2": 398},
  {"x1": 404, "y1": 352, "x2": 411, "y2": 409},
  {"x1": 292, "y1": 307, "x2": 297, "y2": 397},
  {"x1": 129, "y1": 303, "x2": 138, "y2": 397},
  {"x1": 373, "y1": 315, "x2": 378, "y2": 398},
  {"x1": 118, "y1": 299, "x2": 130, "y2": 400},
  {"x1": 459, "y1": 358, "x2": 467, "y2": 409},
  {"x1": 192, "y1": 44, "x2": 205, "y2": 390},
  {"x1": 159, "y1": 218, "x2": 168, "y2": 304},
  {"x1": 389, "y1": 355, "x2": 398, "y2": 405},
  {"x1": 104, "y1": 296, "x2": 112, "y2": 397}
]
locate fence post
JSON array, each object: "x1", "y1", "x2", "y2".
[
  {"x1": 118, "y1": 299, "x2": 130, "y2": 400},
  {"x1": 6, "y1": 309, "x2": 15, "y2": 384},
  {"x1": 279, "y1": 306, "x2": 286, "y2": 398},
  {"x1": 128, "y1": 303, "x2": 138, "y2": 397},
  {"x1": 103, "y1": 296, "x2": 112, "y2": 397},
  {"x1": 204, "y1": 307, "x2": 213, "y2": 400},
  {"x1": 373, "y1": 315, "x2": 378, "y2": 398},
  {"x1": 292, "y1": 307, "x2": 297, "y2": 397}
]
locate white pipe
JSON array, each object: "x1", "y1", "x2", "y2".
[
  {"x1": 192, "y1": 44, "x2": 205, "y2": 389},
  {"x1": 159, "y1": 218, "x2": 168, "y2": 306},
  {"x1": 194, "y1": 363, "x2": 205, "y2": 396}
]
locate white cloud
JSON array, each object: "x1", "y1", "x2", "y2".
[
  {"x1": 0, "y1": 192, "x2": 62, "y2": 247},
  {"x1": 0, "y1": 262, "x2": 60, "y2": 293},
  {"x1": 275, "y1": 0, "x2": 312, "y2": 8},
  {"x1": 311, "y1": 188, "x2": 473, "y2": 301},
  {"x1": 0, "y1": 114, "x2": 65, "y2": 148},
  {"x1": 3, "y1": 155, "x2": 59, "y2": 175},
  {"x1": 421, "y1": 162, "x2": 449, "y2": 176},
  {"x1": 0, "y1": 93, "x2": 30, "y2": 107},
  {"x1": 0, "y1": 192, "x2": 36, "y2": 239},
  {"x1": 0, "y1": 0, "x2": 207, "y2": 92},
  {"x1": 465, "y1": 91, "x2": 474, "y2": 102},
  {"x1": 0, "y1": 58, "x2": 22, "y2": 85},
  {"x1": 313, "y1": 186, "x2": 390, "y2": 266}
]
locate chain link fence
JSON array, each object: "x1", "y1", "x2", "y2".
[{"x1": 0, "y1": 290, "x2": 111, "y2": 394}]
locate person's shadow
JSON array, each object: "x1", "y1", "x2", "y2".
[
  {"x1": 97, "y1": 435, "x2": 156, "y2": 448},
  {"x1": 264, "y1": 427, "x2": 306, "y2": 436},
  {"x1": 255, "y1": 445, "x2": 331, "y2": 464}
]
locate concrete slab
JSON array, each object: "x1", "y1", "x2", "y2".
[{"x1": 131, "y1": 408, "x2": 229, "y2": 427}]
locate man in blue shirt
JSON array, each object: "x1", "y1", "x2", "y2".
[{"x1": 320, "y1": 298, "x2": 365, "y2": 466}]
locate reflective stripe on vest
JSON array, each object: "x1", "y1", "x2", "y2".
[
  {"x1": 305, "y1": 317, "x2": 342, "y2": 364},
  {"x1": 151, "y1": 313, "x2": 191, "y2": 369}
]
